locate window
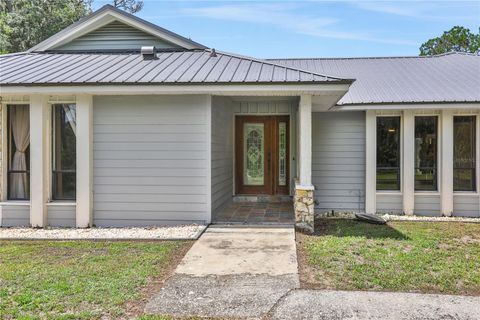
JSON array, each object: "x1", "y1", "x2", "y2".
[
  {"x1": 376, "y1": 116, "x2": 401, "y2": 190},
  {"x1": 52, "y1": 104, "x2": 76, "y2": 200},
  {"x1": 454, "y1": 116, "x2": 476, "y2": 192},
  {"x1": 415, "y1": 116, "x2": 438, "y2": 191},
  {"x1": 7, "y1": 105, "x2": 30, "y2": 200}
]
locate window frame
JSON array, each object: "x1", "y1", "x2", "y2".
[
  {"x1": 376, "y1": 115, "x2": 402, "y2": 192},
  {"x1": 6, "y1": 104, "x2": 31, "y2": 201},
  {"x1": 453, "y1": 114, "x2": 479, "y2": 194},
  {"x1": 51, "y1": 104, "x2": 77, "y2": 201},
  {"x1": 414, "y1": 115, "x2": 439, "y2": 193}
]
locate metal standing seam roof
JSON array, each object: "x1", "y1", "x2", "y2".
[
  {"x1": 0, "y1": 49, "x2": 352, "y2": 85},
  {"x1": 268, "y1": 52, "x2": 480, "y2": 105}
]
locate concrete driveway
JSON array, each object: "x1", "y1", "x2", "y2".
[
  {"x1": 145, "y1": 225, "x2": 299, "y2": 319},
  {"x1": 270, "y1": 289, "x2": 480, "y2": 320}
]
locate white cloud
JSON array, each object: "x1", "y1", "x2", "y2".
[
  {"x1": 181, "y1": 3, "x2": 416, "y2": 45},
  {"x1": 354, "y1": 1, "x2": 479, "y2": 21}
]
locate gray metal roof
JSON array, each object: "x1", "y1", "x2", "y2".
[
  {"x1": 268, "y1": 53, "x2": 480, "y2": 105},
  {"x1": 0, "y1": 50, "x2": 350, "y2": 85}
]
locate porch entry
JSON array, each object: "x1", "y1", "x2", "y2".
[{"x1": 235, "y1": 116, "x2": 289, "y2": 195}]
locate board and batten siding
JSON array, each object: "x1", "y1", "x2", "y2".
[
  {"x1": 47, "y1": 204, "x2": 76, "y2": 227},
  {"x1": 92, "y1": 95, "x2": 210, "y2": 226},
  {"x1": 56, "y1": 21, "x2": 181, "y2": 51},
  {"x1": 211, "y1": 97, "x2": 234, "y2": 214},
  {"x1": 312, "y1": 111, "x2": 366, "y2": 212},
  {"x1": 453, "y1": 194, "x2": 480, "y2": 217},
  {"x1": 0, "y1": 204, "x2": 29, "y2": 227}
]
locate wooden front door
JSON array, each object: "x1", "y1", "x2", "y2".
[{"x1": 235, "y1": 116, "x2": 289, "y2": 195}]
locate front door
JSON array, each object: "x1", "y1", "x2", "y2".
[{"x1": 235, "y1": 116, "x2": 289, "y2": 195}]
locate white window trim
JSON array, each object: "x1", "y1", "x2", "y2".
[
  {"x1": 375, "y1": 113, "x2": 403, "y2": 194},
  {"x1": 413, "y1": 113, "x2": 441, "y2": 195},
  {"x1": 452, "y1": 113, "x2": 479, "y2": 196},
  {"x1": 49, "y1": 102, "x2": 77, "y2": 203}
]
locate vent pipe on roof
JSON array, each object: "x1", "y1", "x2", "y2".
[
  {"x1": 141, "y1": 46, "x2": 156, "y2": 60},
  {"x1": 210, "y1": 48, "x2": 217, "y2": 57}
]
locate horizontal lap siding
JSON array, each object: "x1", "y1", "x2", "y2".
[
  {"x1": 211, "y1": 97, "x2": 233, "y2": 213},
  {"x1": 376, "y1": 194, "x2": 403, "y2": 214},
  {"x1": 56, "y1": 21, "x2": 180, "y2": 51},
  {"x1": 312, "y1": 112, "x2": 366, "y2": 212},
  {"x1": 414, "y1": 194, "x2": 441, "y2": 216},
  {"x1": 453, "y1": 195, "x2": 480, "y2": 217},
  {"x1": 93, "y1": 95, "x2": 209, "y2": 226},
  {"x1": 47, "y1": 205, "x2": 76, "y2": 227},
  {"x1": 1, "y1": 205, "x2": 29, "y2": 227}
]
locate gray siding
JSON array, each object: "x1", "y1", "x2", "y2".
[
  {"x1": 453, "y1": 195, "x2": 480, "y2": 217},
  {"x1": 211, "y1": 97, "x2": 234, "y2": 213},
  {"x1": 1, "y1": 204, "x2": 29, "y2": 227},
  {"x1": 376, "y1": 194, "x2": 403, "y2": 214},
  {"x1": 312, "y1": 111, "x2": 366, "y2": 212},
  {"x1": 414, "y1": 194, "x2": 441, "y2": 216},
  {"x1": 56, "y1": 21, "x2": 180, "y2": 51},
  {"x1": 93, "y1": 95, "x2": 209, "y2": 226},
  {"x1": 47, "y1": 205, "x2": 76, "y2": 227}
]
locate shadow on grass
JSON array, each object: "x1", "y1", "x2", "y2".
[{"x1": 313, "y1": 219, "x2": 409, "y2": 240}]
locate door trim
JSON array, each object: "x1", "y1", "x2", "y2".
[{"x1": 235, "y1": 115, "x2": 290, "y2": 195}]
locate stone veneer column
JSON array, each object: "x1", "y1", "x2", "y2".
[
  {"x1": 295, "y1": 94, "x2": 314, "y2": 233},
  {"x1": 294, "y1": 183, "x2": 314, "y2": 233}
]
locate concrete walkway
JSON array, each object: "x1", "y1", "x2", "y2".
[{"x1": 145, "y1": 226, "x2": 299, "y2": 319}]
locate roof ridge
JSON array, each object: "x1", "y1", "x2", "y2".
[
  {"x1": 213, "y1": 49, "x2": 354, "y2": 82},
  {"x1": 266, "y1": 51, "x2": 479, "y2": 61},
  {"x1": 0, "y1": 52, "x2": 29, "y2": 58}
]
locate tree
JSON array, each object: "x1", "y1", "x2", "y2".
[
  {"x1": 420, "y1": 26, "x2": 480, "y2": 56},
  {"x1": 0, "y1": 0, "x2": 92, "y2": 54},
  {"x1": 0, "y1": 0, "x2": 145, "y2": 54},
  {"x1": 113, "y1": 0, "x2": 143, "y2": 14}
]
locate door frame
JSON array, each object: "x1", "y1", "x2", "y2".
[{"x1": 234, "y1": 115, "x2": 290, "y2": 195}]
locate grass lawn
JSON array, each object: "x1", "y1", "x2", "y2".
[
  {"x1": 0, "y1": 240, "x2": 192, "y2": 320},
  {"x1": 298, "y1": 219, "x2": 480, "y2": 295}
]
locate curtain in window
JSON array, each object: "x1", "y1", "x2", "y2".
[
  {"x1": 62, "y1": 104, "x2": 76, "y2": 136},
  {"x1": 11, "y1": 105, "x2": 30, "y2": 199}
]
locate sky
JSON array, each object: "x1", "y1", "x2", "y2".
[{"x1": 93, "y1": 1, "x2": 480, "y2": 58}]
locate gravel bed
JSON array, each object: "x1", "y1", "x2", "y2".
[
  {"x1": 381, "y1": 214, "x2": 480, "y2": 223},
  {"x1": 0, "y1": 224, "x2": 207, "y2": 240},
  {"x1": 316, "y1": 212, "x2": 480, "y2": 223}
]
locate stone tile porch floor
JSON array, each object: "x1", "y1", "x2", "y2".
[{"x1": 212, "y1": 201, "x2": 294, "y2": 225}]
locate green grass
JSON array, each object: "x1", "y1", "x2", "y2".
[
  {"x1": 0, "y1": 240, "x2": 190, "y2": 320},
  {"x1": 299, "y1": 220, "x2": 480, "y2": 295}
]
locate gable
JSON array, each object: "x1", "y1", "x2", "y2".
[
  {"x1": 29, "y1": 4, "x2": 206, "y2": 52},
  {"x1": 54, "y1": 21, "x2": 182, "y2": 51}
]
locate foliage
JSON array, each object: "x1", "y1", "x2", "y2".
[
  {"x1": 0, "y1": 0, "x2": 145, "y2": 54},
  {"x1": 0, "y1": 240, "x2": 188, "y2": 319},
  {"x1": 420, "y1": 26, "x2": 480, "y2": 56},
  {"x1": 300, "y1": 220, "x2": 480, "y2": 294},
  {"x1": 0, "y1": 0, "x2": 93, "y2": 54},
  {"x1": 113, "y1": 0, "x2": 144, "y2": 13}
]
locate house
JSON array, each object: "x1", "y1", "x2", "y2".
[{"x1": 0, "y1": 5, "x2": 479, "y2": 232}]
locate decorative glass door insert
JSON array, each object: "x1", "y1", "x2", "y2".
[{"x1": 244, "y1": 123, "x2": 265, "y2": 185}]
